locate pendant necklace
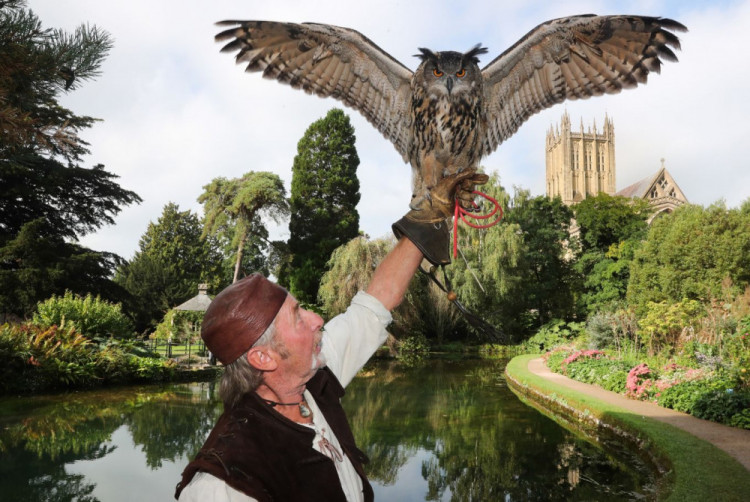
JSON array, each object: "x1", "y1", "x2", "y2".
[{"x1": 263, "y1": 398, "x2": 312, "y2": 418}]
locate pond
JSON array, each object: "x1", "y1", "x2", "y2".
[{"x1": 0, "y1": 358, "x2": 657, "y2": 501}]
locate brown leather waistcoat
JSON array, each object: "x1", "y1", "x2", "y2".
[{"x1": 175, "y1": 367, "x2": 373, "y2": 502}]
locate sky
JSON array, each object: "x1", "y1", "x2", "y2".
[{"x1": 28, "y1": 0, "x2": 750, "y2": 260}]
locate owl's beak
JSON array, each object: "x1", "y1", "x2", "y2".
[{"x1": 445, "y1": 76, "x2": 453, "y2": 94}]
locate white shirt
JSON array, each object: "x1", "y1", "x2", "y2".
[{"x1": 178, "y1": 291, "x2": 391, "y2": 502}]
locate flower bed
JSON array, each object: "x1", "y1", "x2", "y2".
[{"x1": 545, "y1": 347, "x2": 750, "y2": 429}]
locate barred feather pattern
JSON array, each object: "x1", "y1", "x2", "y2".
[
  {"x1": 480, "y1": 15, "x2": 686, "y2": 157},
  {"x1": 215, "y1": 21, "x2": 414, "y2": 158},
  {"x1": 408, "y1": 73, "x2": 485, "y2": 199}
]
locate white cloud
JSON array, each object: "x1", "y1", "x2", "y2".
[{"x1": 26, "y1": 0, "x2": 750, "y2": 260}]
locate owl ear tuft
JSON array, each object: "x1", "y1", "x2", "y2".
[
  {"x1": 463, "y1": 44, "x2": 488, "y2": 64},
  {"x1": 414, "y1": 47, "x2": 437, "y2": 62}
]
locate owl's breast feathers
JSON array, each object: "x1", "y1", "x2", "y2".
[{"x1": 409, "y1": 85, "x2": 485, "y2": 189}]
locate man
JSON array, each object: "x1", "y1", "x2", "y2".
[{"x1": 175, "y1": 169, "x2": 486, "y2": 501}]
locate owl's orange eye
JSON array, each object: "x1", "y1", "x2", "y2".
[
  {"x1": 433, "y1": 68, "x2": 444, "y2": 77},
  {"x1": 456, "y1": 69, "x2": 466, "y2": 78}
]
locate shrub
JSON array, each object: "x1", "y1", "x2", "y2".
[
  {"x1": 397, "y1": 333, "x2": 429, "y2": 365},
  {"x1": 586, "y1": 312, "x2": 616, "y2": 349},
  {"x1": 637, "y1": 299, "x2": 703, "y2": 355},
  {"x1": 654, "y1": 369, "x2": 736, "y2": 413},
  {"x1": 523, "y1": 319, "x2": 585, "y2": 352},
  {"x1": 543, "y1": 347, "x2": 570, "y2": 373},
  {"x1": 33, "y1": 291, "x2": 134, "y2": 339},
  {"x1": 564, "y1": 356, "x2": 631, "y2": 393},
  {"x1": 398, "y1": 333, "x2": 429, "y2": 355},
  {"x1": 625, "y1": 363, "x2": 657, "y2": 399},
  {"x1": 729, "y1": 409, "x2": 750, "y2": 429},
  {"x1": 692, "y1": 389, "x2": 750, "y2": 425},
  {"x1": 0, "y1": 322, "x2": 174, "y2": 393},
  {"x1": 655, "y1": 380, "x2": 703, "y2": 413}
]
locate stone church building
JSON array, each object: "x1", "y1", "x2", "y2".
[{"x1": 545, "y1": 111, "x2": 688, "y2": 222}]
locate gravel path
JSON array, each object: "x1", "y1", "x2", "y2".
[{"x1": 527, "y1": 357, "x2": 750, "y2": 472}]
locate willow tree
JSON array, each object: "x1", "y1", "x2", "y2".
[
  {"x1": 448, "y1": 175, "x2": 576, "y2": 341},
  {"x1": 318, "y1": 235, "x2": 423, "y2": 340},
  {"x1": 199, "y1": 172, "x2": 288, "y2": 283}
]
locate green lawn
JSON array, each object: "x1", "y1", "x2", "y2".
[{"x1": 505, "y1": 354, "x2": 750, "y2": 502}]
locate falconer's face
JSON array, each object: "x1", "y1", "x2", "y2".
[{"x1": 272, "y1": 295, "x2": 326, "y2": 382}]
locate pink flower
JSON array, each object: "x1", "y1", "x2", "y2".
[{"x1": 626, "y1": 363, "x2": 653, "y2": 399}]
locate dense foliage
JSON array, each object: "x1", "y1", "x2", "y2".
[
  {"x1": 0, "y1": 322, "x2": 174, "y2": 393},
  {"x1": 283, "y1": 108, "x2": 361, "y2": 303},
  {"x1": 628, "y1": 201, "x2": 750, "y2": 312},
  {"x1": 0, "y1": 1, "x2": 141, "y2": 317},
  {"x1": 448, "y1": 178, "x2": 576, "y2": 340},
  {"x1": 33, "y1": 291, "x2": 134, "y2": 340},
  {"x1": 573, "y1": 193, "x2": 651, "y2": 314},
  {"x1": 573, "y1": 193, "x2": 651, "y2": 253},
  {"x1": 115, "y1": 203, "x2": 226, "y2": 331}
]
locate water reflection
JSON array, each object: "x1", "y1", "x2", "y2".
[
  {"x1": 344, "y1": 359, "x2": 655, "y2": 501},
  {"x1": 0, "y1": 359, "x2": 656, "y2": 501},
  {"x1": 0, "y1": 383, "x2": 220, "y2": 501}
]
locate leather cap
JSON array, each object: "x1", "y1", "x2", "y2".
[{"x1": 201, "y1": 274, "x2": 287, "y2": 365}]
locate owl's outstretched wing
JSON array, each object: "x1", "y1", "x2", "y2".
[
  {"x1": 216, "y1": 21, "x2": 414, "y2": 160},
  {"x1": 479, "y1": 15, "x2": 686, "y2": 156}
]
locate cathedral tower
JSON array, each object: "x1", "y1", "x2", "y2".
[{"x1": 546, "y1": 112, "x2": 616, "y2": 205}]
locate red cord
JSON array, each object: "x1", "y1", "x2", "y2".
[{"x1": 453, "y1": 190, "x2": 503, "y2": 258}]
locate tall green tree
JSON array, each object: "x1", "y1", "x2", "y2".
[
  {"x1": 574, "y1": 193, "x2": 651, "y2": 253},
  {"x1": 199, "y1": 171, "x2": 289, "y2": 283},
  {"x1": 0, "y1": 1, "x2": 140, "y2": 317},
  {"x1": 572, "y1": 193, "x2": 651, "y2": 313},
  {"x1": 284, "y1": 108, "x2": 361, "y2": 303},
  {"x1": 505, "y1": 190, "x2": 577, "y2": 330},
  {"x1": 115, "y1": 203, "x2": 226, "y2": 331}
]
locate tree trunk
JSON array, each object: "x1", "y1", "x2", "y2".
[{"x1": 232, "y1": 238, "x2": 245, "y2": 283}]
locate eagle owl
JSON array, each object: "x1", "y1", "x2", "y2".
[{"x1": 216, "y1": 15, "x2": 686, "y2": 209}]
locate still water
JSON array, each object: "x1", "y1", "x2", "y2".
[{"x1": 0, "y1": 358, "x2": 656, "y2": 501}]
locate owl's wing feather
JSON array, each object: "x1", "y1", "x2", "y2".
[
  {"x1": 216, "y1": 21, "x2": 414, "y2": 160},
  {"x1": 480, "y1": 15, "x2": 686, "y2": 156}
]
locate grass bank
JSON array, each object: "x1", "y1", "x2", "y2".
[{"x1": 505, "y1": 354, "x2": 750, "y2": 502}]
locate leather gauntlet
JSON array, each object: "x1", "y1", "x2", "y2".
[{"x1": 393, "y1": 169, "x2": 488, "y2": 265}]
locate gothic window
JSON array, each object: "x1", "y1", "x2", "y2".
[
  {"x1": 658, "y1": 176, "x2": 668, "y2": 189},
  {"x1": 669, "y1": 188, "x2": 675, "y2": 197},
  {"x1": 651, "y1": 188, "x2": 658, "y2": 199}
]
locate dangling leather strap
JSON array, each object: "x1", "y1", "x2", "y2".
[{"x1": 418, "y1": 264, "x2": 506, "y2": 343}]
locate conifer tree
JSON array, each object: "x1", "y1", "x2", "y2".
[
  {"x1": 115, "y1": 203, "x2": 226, "y2": 331},
  {"x1": 0, "y1": 1, "x2": 140, "y2": 316},
  {"x1": 283, "y1": 108, "x2": 361, "y2": 303}
]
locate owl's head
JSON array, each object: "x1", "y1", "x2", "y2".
[{"x1": 415, "y1": 44, "x2": 487, "y2": 97}]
